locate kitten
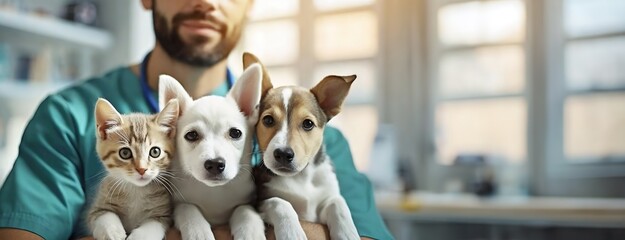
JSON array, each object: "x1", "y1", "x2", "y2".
[{"x1": 88, "y1": 98, "x2": 179, "y2": 240}]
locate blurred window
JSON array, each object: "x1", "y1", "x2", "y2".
[
  {"x1": 231, "y1": 0, "x2": 380, "y2": 170},
  {"x1": 433, "y1": 0, "x2": 526, "y2": 165},
  {"x1": 563, "y1": 0, "x2": 625, "y2": 162}
]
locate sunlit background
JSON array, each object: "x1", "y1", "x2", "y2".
[{"x1": 1, "y1": 0, "x2": 625, "y2": 239}]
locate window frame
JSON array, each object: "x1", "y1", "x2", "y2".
[{"x1": 417, "y1": 0, "x2": 625, "y2": 196}]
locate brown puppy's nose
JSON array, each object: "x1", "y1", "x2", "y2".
[
  {"x1": 274, "y1": 148, "x2": 294, "y2": 164},
  {"x1": 204, "y1": 157, "x2": 226, "y2": 174}
]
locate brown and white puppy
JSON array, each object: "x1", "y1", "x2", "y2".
[{"x1": 247, "y1": 53, "x2": 360, "y2": 240}]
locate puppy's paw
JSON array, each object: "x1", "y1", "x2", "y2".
[
  {"x1": 232, "y1": 222, "x2": 266, "y2": 240},
  {"x1": 330, "y1": 226, "x2": 360, "y2": 240},
  {"x1": 179, "y1": 221, "x2": 215, "y2": 240},
  {"x1": 274, "y1": 222, "x2": 307, "y2": 240},
  {"x1": 92, "y1": 225, "x2": 126, "y2": 240}
]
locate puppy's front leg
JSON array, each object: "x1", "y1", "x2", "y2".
[
  {"x1": 319, "y1": 196, "x2": 359, "y2": 240},
  {"x1": 230, "y1": 204, "x2": 266, "y2": 240},
  {"x1": 174, "y1": 203, "x2": 215, "y2": 240},
  {"x1": 259, "y1": 197, "x2": 307, "y2": 240}
]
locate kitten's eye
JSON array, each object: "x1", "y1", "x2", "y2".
[
  {"x1": 229, "y1": 128, "x2": 242, "y2": 139},
  {"x1": 118, "y1": 147, "x2": 133, "y2": 160},
  {"x1": 262, "y1": 115, "x2": 274, "y2": 127},
  {"x1": 302, "y1": 119, "x2": 315, "y2": 131},
  {"x1": 149, "y1": 147, "x2": 161, "y2": 158},
  {"x1": 184, "y1": 131, "x2": 200, "y2": 142}
]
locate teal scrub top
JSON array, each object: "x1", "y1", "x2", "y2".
[{"x1": 0, "y1": 67, "x2": 393, "y2": 240}]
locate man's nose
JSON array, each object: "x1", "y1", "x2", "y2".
[{"x1": 190, "y1": 0, "x2": 218, "y2": 12}]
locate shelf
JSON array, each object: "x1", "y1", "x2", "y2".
[
  {"x1": 0, "y1": 10, "x2": 112, "y2": 50},
  {"x1": 0, "y1": 80, "x2": 70, "y2": 117}
]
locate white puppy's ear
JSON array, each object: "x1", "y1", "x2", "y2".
[
  {"x1": 95, "y1": 98, "x2": 123, "y2": 140},
  {"x1": 155, "y1": 99, "x2": 179, "y2": 138},
  {"x1": 228, "y1": 64, "x2": 262, "y2": 121},
  {"x1": 158, "y1": 75, "x2": 193, "y2": 115}
]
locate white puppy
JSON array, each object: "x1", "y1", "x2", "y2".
[{"x1": 158, "y1": 64, "x2": 265, "y2": 240}]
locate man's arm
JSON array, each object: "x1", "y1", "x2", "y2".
[
  {"x1": 324, "y1": 127, "x2": 394, "y2": 240},
  {"x1": 0, "y1": 229, "x2": 43, "y2": 240},
  {"x1": 0, "y1": 95, "x2": 85, "y2": 239}
]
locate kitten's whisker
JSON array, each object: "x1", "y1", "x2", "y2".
[
  {"x1": 161, "y1": 177, "x2": 186, "y2": 202},
  {"x1": 155, "y1": 176, "x2": 174, "y2": 197}
]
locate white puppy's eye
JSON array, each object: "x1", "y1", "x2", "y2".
[
  {"x1": 229, "y1": 128, "x2": 242, "y2": 139},
  {"x1": 184, "y1": 130, "x2": 200, "y2": 142},
  {"x1": 119, "y1": 147, "x2": 133, "y2": 160},
  {"x1": 149, "y1": 147, "x2": 161, "y2": 158},
  {"x1": 302, "y1": 119, "x2": 315, "y2": 131}
]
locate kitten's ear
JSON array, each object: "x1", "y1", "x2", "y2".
[
  {"x1": 310, "y1": 75, "x2": 356, "y2": 121},
  {"x1": 243, "y1": 52, "x2": 273, "y2": 99},
  {"x1": 155, "y1": 99, "x2": 179, "y2": 138},
  {"x1": 158, "y1": 75, "x2": 192, "y2": 115},
  {"x1": 95, "y1": 98, "x2": 123, "y2": 140},
  {"x1": 228, "y1": 63, "x2": 262, "y2": 123}
]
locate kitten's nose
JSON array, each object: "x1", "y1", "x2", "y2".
[
  {"x1": 274, "y1": 147, "x2": 294, "y2": 164},
  {"x1": 136, "y1": 168, "x2": 147, "y2": 176},
  {"x1": 204, "y1": 157, "x2": 226, "y2": 174}
]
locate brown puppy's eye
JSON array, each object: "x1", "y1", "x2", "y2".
[
  {"x1": 119, "y1": 147, "x2": 133, "y2": 160},
  {"x1": 263, "y1": 115, "x2": 275, "y2": 127},
  {"x1": 302, "y1": 119, "x2": 315, "y2": 131}
]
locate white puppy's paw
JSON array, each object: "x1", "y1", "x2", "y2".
[
  {"x1": 232, "y1": 226, "x2": 266, "y2": 240},
  {"x1": 231, "y1": 205, "x2": 266, "y2": 240},
  {"x1": 274, "y1": 224, "x2": 307, "y2": 240},
  {"x1": 179, "y1": 221, "x2": 215, "y2": 240},
  {"x1": 330, "y1": 227, "x2": 360, "y2": 240}
]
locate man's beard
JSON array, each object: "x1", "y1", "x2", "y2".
[{"x1": 152, "y1": 7, "x2": 243, "y2": 67}]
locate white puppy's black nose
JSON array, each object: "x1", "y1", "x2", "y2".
[
  {"x1": 204, "y1": 158, "x2": 226, "y2": 174},
  {"x1": 274, "y1": 147, "x2": 295, "y2": 164}
]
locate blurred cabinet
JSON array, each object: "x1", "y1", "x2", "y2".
[{"x1": 0, "y1": 5, "x2": 112, "y2": 186}]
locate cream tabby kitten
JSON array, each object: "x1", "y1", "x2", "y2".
[{"x1": 88, "y1": 98, "x2": 179, "y2": 240}]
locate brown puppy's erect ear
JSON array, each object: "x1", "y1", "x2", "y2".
[
  {"x1": 310, "y1": 75, "x2": 356, "y2": 121},
  {"x1": 243, "y1": 52, "x2": 273, "y2": 98}
]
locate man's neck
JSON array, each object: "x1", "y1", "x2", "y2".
[{"x1": 136, "y1": 45, "x2": 228, "y2": 99}]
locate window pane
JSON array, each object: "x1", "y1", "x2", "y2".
[
  {"x1": 329, "y1": 105, "x2": 378, "y2": 171},
  {"x1": 436, "y1": 98, "x2": 526, "y2": 165},
  {"x1": 266, "y1": 67, "x2": 298, "y2": 87},
  {"x1": 566, "y1": 37, "x2": 625, "y2": 91},
  {"x1": 313, "y1": 61, "x2": 376, "y2": 104},
  {"x1": 314, "y1": 0, "x2": 374, "y2": 11},
  {"x1": 439, "y1": 45, "x2": 525, "y2": 97},
  {"x1": 564, "y1": 93, "x2": 625, "y2": 160},
  {"x1": 438, "y1": 0, "x2": 525, "y2": 46},
  {"x1": 243, "y1": 20, "x2": 298, "y2": 65},
  {"x1": 315, "y1": 11, "x2": 378, "y2": 60},
  {"x1": 564, "y1": 0, "x2": 625, "y2": 38},
  {"x1": 249, "y1": 0, "x2": 298, "y2": 20}
]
